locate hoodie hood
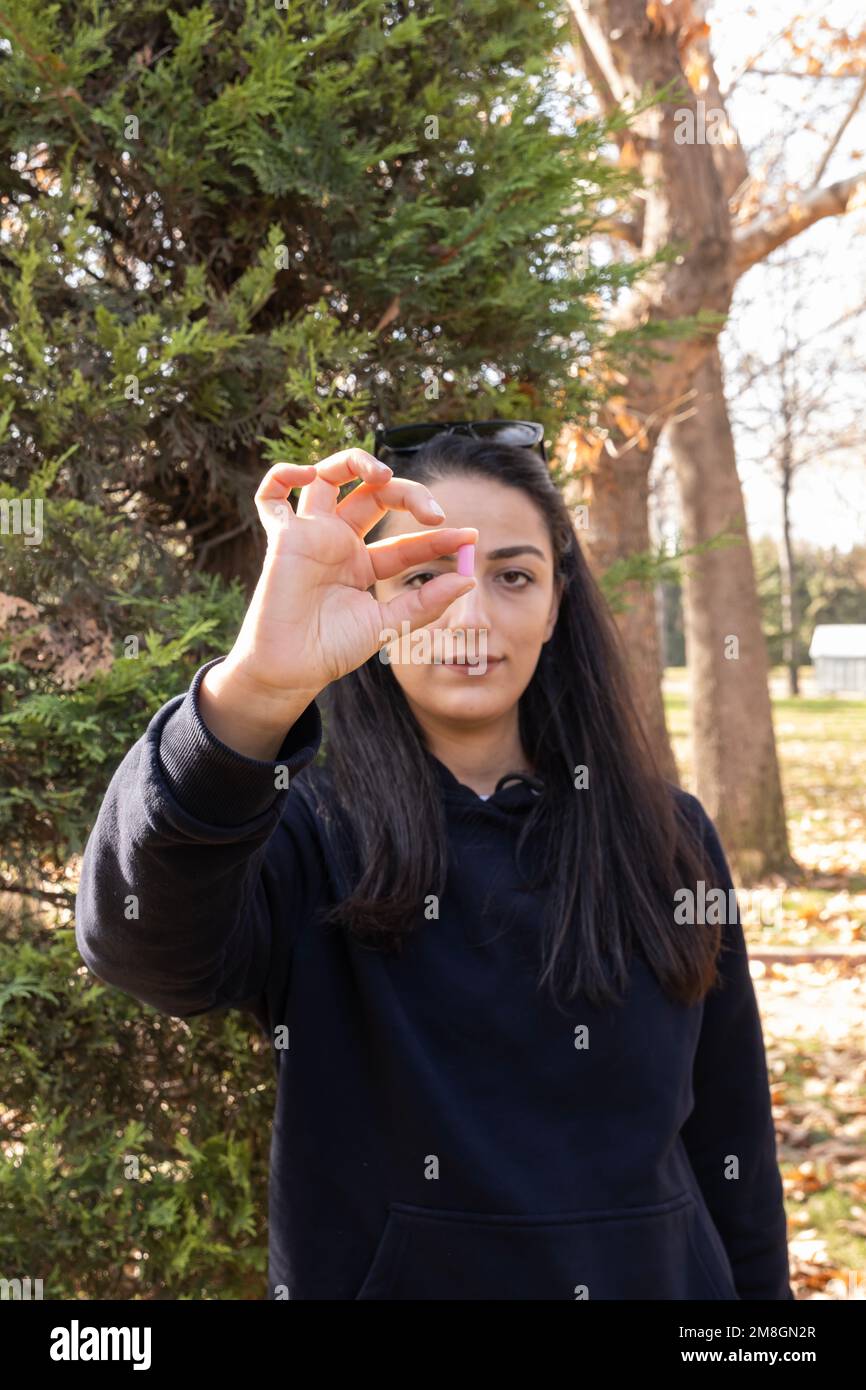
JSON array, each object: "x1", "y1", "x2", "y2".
[{"x1": 427, "y1": 754, "x2": 544, "y2": 815}]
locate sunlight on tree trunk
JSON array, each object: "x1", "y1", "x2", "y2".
[{"x1": 667, "y1": 346, "x2": 798, "y2": 880}]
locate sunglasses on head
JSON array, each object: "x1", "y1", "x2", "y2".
[{"x1": 373, "y1": 418, "x2": 547, "y2": 465}]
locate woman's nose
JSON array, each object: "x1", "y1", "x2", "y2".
[{"x1": 442, "y1": 576, "x2": 491, "y2": 631}]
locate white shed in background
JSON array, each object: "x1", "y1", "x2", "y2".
[{"x1": 808, "y1": 624, "x2": 866, "y2": 695}]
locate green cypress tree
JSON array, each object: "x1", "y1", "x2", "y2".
[
  {"x1": 0, "y1": 0, "x2": 665, "y2": 1297},
  {"x1": 0, "y1": 0, "x2": 644, "y2": 590}
]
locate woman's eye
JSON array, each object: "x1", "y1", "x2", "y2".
[{"x1": 404, "y1": 569, "x2": 534, "y2": 589}]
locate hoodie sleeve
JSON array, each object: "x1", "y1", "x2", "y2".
[
  {"x1": 74, "y1": 656, "x2": 324, "y2": 1028},
  {"x1": 677, "y1": 794, "x2": 794, "y2": 1301}
]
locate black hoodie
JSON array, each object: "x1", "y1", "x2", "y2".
[{"x1": 75, "y1": 656, "x2": 794, "y2": 1301}]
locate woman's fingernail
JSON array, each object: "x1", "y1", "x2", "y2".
[
  {"x1": 457, "y1": 543, "x2": 475, "y2": 576},
  {"x1": 428, "y1": 500, "x2": 446, "y2": 518}
]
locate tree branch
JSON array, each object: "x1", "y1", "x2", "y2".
[
  {"x1": 566, "y1": 1, "x2": 627, "y2": 115},
  {"x1": 733, "y1": 171, "x2": 866, "y2": 275},
  {"x1": 721, "y1": 15, "x2": 830, "y2": 101},
  {"x1": 737, "y1": 66, "x2": 866, "y2": 82},
  {"x1": 191, "y1": 519, "x2": 254, "y2": 570},
  {"x1": 730, "y1": 301, "x2": 866, "y2": 393},
  {"x1": 0, "y1": 879, "x2": 75, "y2": 906},
  {"x1": 810, "y1": 71, "x2": 866, "y2": 189}
]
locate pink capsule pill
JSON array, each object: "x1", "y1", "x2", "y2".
[{"x1": 457, "y1": 543, "x2": 475, "y2": 577}]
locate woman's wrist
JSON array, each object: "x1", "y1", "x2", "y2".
[{"x1": 199, "y1": 658, "x2": 321, "y2": 761}]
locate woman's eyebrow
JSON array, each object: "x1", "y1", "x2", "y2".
[
  {"x1": 486, "y1": 545, "x2": 546, "y2": 561},
  {"x1": 440, "y1": 545, "x2": 547, "y2": 561}
]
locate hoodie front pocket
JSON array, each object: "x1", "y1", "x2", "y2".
[{"x1": 355, "y1": 1192, "x2": 736, "y2": 1300}]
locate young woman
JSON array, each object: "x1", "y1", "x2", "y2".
[{"x1": 76, "y1": 423, "x2": 794, "y2": 1302}]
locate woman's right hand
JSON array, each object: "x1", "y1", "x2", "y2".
[{"x1": 204, "y1": 449, "x2": 478, "y2": 739}]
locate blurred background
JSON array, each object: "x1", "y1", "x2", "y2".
[{"x1": 0, "y1": 0, "x2": 863, "y2": 1300}]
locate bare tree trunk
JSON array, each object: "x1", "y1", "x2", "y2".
[
  {"x1": 567, "y1": 0, "x2": 735, "y2": 782},
  {"x1": 776, "y1": 296, "x2": 800, "y2": 700},
  {"x1": 567, "y1": 0, "x2": 803, "y2": 873},
  {"x1": 779, "y1": 451, "x2": 799, "y2": 698},
  {"x1": 578, "y1": 442, "x2": 678, "y2": 782},
  {"x1": 667, "y1": 345, "x2": 797, "y2": 880}
]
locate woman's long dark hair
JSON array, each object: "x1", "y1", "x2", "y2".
[{"x1": 302, "y1": 433, "x2": 725, "y2": 1013}]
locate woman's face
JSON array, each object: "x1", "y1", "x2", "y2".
[{"x1": 372, "y1": 474, "x2": 560, "y2": 726}]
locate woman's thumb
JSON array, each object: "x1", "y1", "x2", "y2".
[{"x1": 376, "y1": 573, "x2": 477, "y2": 648}]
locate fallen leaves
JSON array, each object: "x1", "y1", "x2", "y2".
[
  {"x1": 757, "y1": 968, "x2": 866, "y2": 1298},
  {"x1": 666, "y1": 669, "x2": 866, "y2": 1297}
]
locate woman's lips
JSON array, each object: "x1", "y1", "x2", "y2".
[{"x1": 442, "y1": 657, "x2": 503, "y2": 675}]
